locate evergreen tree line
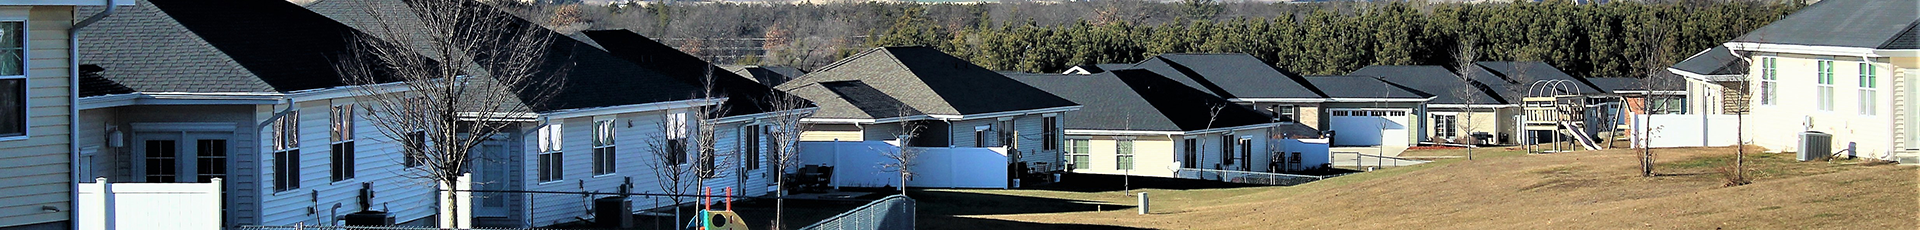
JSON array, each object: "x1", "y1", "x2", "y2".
[
  {"x1": 866, "y1": 0, "x2": 1803, "y2": 78},
  {"x1": 527, "y1": 0, "x2": 1803, "y2": 78}
]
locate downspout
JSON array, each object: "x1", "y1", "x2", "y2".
[{"x1": 71, "y1": 2, "x2": 116, "y2": 229}]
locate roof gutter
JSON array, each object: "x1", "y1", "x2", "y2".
[{"x1": 71, "y1": 1, "x2": 116, "y2": 228}]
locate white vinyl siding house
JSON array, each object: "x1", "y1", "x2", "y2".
[
  {"x1": 516, "y1": 104, "x2": 774, "y2": 227},
  {"x1": 256, "y1": 97, "x2": 438, "y2": 226}
]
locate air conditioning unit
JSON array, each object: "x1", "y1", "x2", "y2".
[
  {"x1": 595, "y1": 196, "x2": 633, "y2": 229},
  {"x1": 342, "y1": 211, "x2": 393, "y2": 226},
  {"x1": 1798, "y1": 131, "x2": 1831, "y2": 161}
]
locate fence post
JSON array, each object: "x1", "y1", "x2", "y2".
[
  {"x1": 99, "y1": 178, "x2": 114, "y2": 230},
  {"x1": 1137, "y1": 192, "x2": 1149, "y2": 215}
]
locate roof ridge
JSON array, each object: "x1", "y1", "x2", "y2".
[{"x1": 1878, "y1": 19, "x2": 1920, "y2": 49}]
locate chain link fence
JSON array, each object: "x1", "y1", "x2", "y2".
[
  {"x1": 230, "y1": 226, "x2": 574, "y2": 230},
  {"x1": 796, "y1": 195, "x2": 914, "y2": 230},
  {"x1": 1176, "y1": 168, "x2": 1352, "y2": 186}
]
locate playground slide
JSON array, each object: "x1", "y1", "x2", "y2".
[{"x1": 1557, "y1": 120, "x2": 1603, "y2": 150}]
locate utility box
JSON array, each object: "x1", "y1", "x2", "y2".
[
  {"x1": 594, "y1": 196, "x2": 632, "y2": 229},
  {"x1": 342, "y1": 211, "x2": 393, "y2": 226},
  {"x1": 1798, "y1": 131, "x2": 1831, "y2": 161}
]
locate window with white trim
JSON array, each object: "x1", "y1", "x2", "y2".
[
  {"x1": 1431, "y1": 114, "x2": 1458, "y2": 139},
  {"x1": 1858, "y1": 63, "x2": 1877, "y2": 115},
  {"x1": 0, "y1": 21, "x2": 24, "y2": 138},
  {"x1": 1220, "y1": 135, "x2": 1234, "y2": 166},
  {"x1": 592, "y1": 117, "x2": 616, "y2": 175},
  {"x1": 1236, "y1": 137, "x2": 1253, "y2": 171},
  {"x1": 272, "y1": 111, "x2": 300, "y2": 192},
  {"x1": 1066, "y1": 139, "x2": 1089, "y2": 170},
  {"x1": 402, "y1": 130, "x2": 423, "y2": 168},
  {"x1": 1817, "y1": 60, "x2": 1834, "y2": 111},
  {"x1": 537, "y1": 123, "x2": 563, "y2": 182},
  {"x1": 665, "y1": 112, "x2": 688, "y2": 165},
  {"x1": 1115, "y1": 139, "x2": 1133, "y2": 170},
  {"x1": 329, "y1": 104, "x2": 355, "y2": 182},
  {"x1": 1760, "y1": 57, "x2": 1776, "y2": 105}
]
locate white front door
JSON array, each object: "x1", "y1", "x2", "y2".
[{"x1": 474, "y1": 140, "x2": 510, "y2": 217}]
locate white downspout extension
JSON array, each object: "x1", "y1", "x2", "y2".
[{"x1": 71, "y1": 2, "x2": 116, "y2": 229}]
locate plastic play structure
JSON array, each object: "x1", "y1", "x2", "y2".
[
  {"x1": 689, "y1": 187, "x2": 749, "y2": 230},
  {"x1": 1522, "y1": 80, "x2": 1602, "y2": 153}
]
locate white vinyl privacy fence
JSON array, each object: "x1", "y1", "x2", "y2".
[
  {"x1": 798, "y1": 141, "x2": 1011, "y2": 189},
  {"x1": 1633, "y1": 114, "x2": 1742, "y2": 148},
  {"x1": 78, "y1": 178, "x2": 224, "y2": 230}
]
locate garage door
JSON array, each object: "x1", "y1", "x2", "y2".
[{"x1": 1326, "y1": 109, "x2": 1410, "y2": 147}]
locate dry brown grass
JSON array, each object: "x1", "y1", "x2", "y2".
[{"x1": 941, "y1": 146, "x2": 1917, "y2": 229}]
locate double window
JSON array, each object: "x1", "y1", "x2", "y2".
[
  {"x1": 1267, "y1": 105, "x2": 1296, "y2": 121},
  {"x1": 592, "y1": 117, "x2": 616, "y2": 175},
  {"x1": 537, "y1": 123, "x2": 563, "y2": 182},
  {"x1": 1759, "y1": 57, "x2": 1777, "y2": 105},
  {"x1": 1066, "y1": 139, "x2": 1089, "y2": 170},
  {"x1": 1115, "y1": 139, "x2": 1133, "y2": 170},
  {"x1": 0, "y1": 21, "x2": 24, "y2": 138},
  {"x1": 329, "y1": 104, "x2": 355, "y2": 182},
  {"x1": 1431, "y1": 114, "x2": 1458, "y2": 140},
  {"x1": 1816, "y1": 60, "x2": 1835, "y2": 111},
  {"x1": 272, "y1": 111, "x2": 300, "y2": 192},
  {"x1": 1859, "y1": 63, "x2": 1877, "y2": 116}
]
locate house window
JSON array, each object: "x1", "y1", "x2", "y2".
[
  {"x1": 743, "y1": 125, "x2": 760, "y2": 170},
  {"x1": 1760, "y1": 57, "x2": 1777, "y2": 105},
  {"x1": 402, "y1": 130, "x2": 423, "y2": 168},
  {"x1": 196, "y1": 140, "x2": 227, "y2": 183},
  {"x1": 1267, "y1": 105, "x2": 1296, "y2": 121},
  {"x1": 1432, "y1": 114, "x2": 1458, "y2": 139},
  {"x1": 666, "y1": 112, "x2": 688, "y2": 165},
  {"x1": 1042, "y1": 116, "x2": 1058, "y2": 150},
  {"x1": 272, "y1": 112, "x2": 300, "y2": 192},
  {"x1": 1182, "y1": 138, "x2": 1197, "y2": 168},
  {"x1": 145, "y1": 140, "x2": 177, "y2": 183},
  {"x1": 329, "y1": 104, "x2": 355, "y2": 182},
  {"x1": 1817, "y1": 60, "x2": 1834, "y2": 111},
  {"x1": 1220, "y1": 135, "x2": 1234, "y2": 166},
  {"x1": 592, "y1": 117, "x2": 616, "y2": 175},
  {"x1": 1115, "y1": 139, "x2": 1133, "y2": 170},
  {"x1": 998, "y1": 120, "x2": 1017, "y2": 149},
  {"x1": 1859, "y1": 63, "x2": 1877, "y2": 115},
  {"x1": 1237, "y1": 137, "x2": 1253, "y2": 171},
  {"x1": 1067, "y1": 139, "x2": 1089, "y2": 170},
  {"x1": 537, "y1": 123, "x2": 563, "y2": 182},
  {"x1": 973, "y1": 125, "x2": 990, "y2": 147},
  {"x1": 1649, "y1": 96, "x2": 1687, "y2": 114},
  {"x1": 0, "y1": 21, "x2": 25, "y2": 138}
]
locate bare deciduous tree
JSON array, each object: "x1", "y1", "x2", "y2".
[
  {"x1": 336, "y1": 0, "x2": 563, "y2": 228},
  {"x1": 642, "y1": 70, "x2": 733, "y2": 229},
  {"x1": 874, "y1": 107, "x2": 926, "y2": 196},
  {"x1": 758, "y1": 84, "x2": 813, "y2": 230},
  {"x1": 1449, "y1": 39, "x2": 1480, "y2": 160},
  {"x1": 1635, "y1": 28, "x2": 1678, "y2": 177}
]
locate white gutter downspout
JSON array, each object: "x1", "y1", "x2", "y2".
[{"x1": 71, "y1": 1, "x2": 116, "y2": 229}]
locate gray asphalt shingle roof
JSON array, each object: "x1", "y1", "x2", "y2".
[
  {"x1": 1731, "y1": 0, "x2": 1919, "y2": 49},
  {"x1": 1670, "y1": 46, "x2": 1748, "y2": 81},
  {"x1": 1474, "y1": 61, "x2": 1605, "y2": 95},
  {"x1": 776, "y1": 47, "x2": 1078, "y2": 119},
  {"x1": 1350, "y1": 65, "x2": 1511, "y2": 105},
  {"x1": 1128, "y1": 54, "x2": 1324, "y2": 99},
  {"x1": 79, "y1": 0, "x2": 365, "y2": 94},
  {"x1": 1302, "y1": 76, "x2": 1434, "y2": 99},
  {"x1": 1007, "y1": 70, "x2": 1315, "y2": 136}
]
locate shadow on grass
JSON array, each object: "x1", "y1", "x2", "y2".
[
  {"x1": 912, "y1": 189, "x2": 1150, "y2": 229},
  {"x1": 922, "y1": 216, "x2": 1154, "y2": 230},
  {"x1": 1025, "y1": 173, "x2": 1268, "y2": 192}
]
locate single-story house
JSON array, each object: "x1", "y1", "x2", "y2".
[
  {"x1": 1125, "y1": 54, "x2": 1428, "y2": 148},
  {"x1": 1009, "y1": 70, "x2": 1327, "y2": 178},
  {"x1": 775, "y1": 46, "x2": 1082, "y2": 179},
  {"x1": 1716, "y1": 0, "x2": 1917, "y2": 161},
  {"x1": 1667, "y1": 46, "x2": 1751, "y2": 115}
]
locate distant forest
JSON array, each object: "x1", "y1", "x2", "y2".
[{"x1": 503, "y1": 0, "x2": 1804, "y2": 78}]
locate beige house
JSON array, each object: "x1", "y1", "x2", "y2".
[
  {"x1": 1009, "y1": 69, "x2": 1326, "y2": 178},
  {"x1": 0, "y1": 1, "x2": 132, "y2": 229},
  {"x1": 1719, "y1": 0, "x2": 1918, "y2": 161}
]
